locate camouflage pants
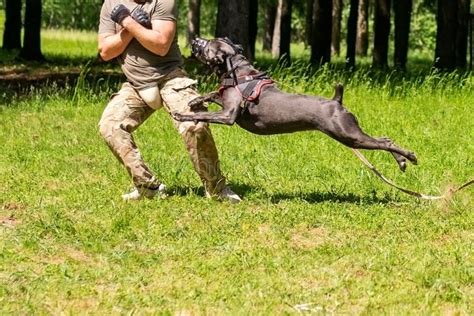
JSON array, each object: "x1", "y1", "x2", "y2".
[{"x1": 98, "y1": 68, "x2": 226, "y2": 195}]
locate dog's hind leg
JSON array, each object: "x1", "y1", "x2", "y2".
[
  {"x1": 390, "y1": 152, "x2": 408, "y2": 172},
  {"x1": 341, "y1": 133, "x2": 417, "y2": 169},
  {"x1": 325, "y1": 109, "x2": 417, "y2": 169}
]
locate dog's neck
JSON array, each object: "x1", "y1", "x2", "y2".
[{"x1": 218, "y1": 54, "x2": 258, "y2": 81}]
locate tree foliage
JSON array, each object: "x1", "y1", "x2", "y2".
[
  {"x1": 42, "y1": 0, "x2": 103, "y2": 30},
  {"x1": 1, "y1": 0, "x2": 472, "y2": 69}
]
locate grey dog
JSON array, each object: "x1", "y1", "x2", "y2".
[{"x1": 172, "y1": 37, "x2": 417, "y2": 172}]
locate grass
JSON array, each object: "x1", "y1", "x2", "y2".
[{"x1": 0, "y1": 29, "x2": 473, "y2": 314}]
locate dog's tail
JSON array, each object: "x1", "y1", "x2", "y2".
[{"x1": 333, "y1": 83, "x2": 344, "y2": 104}]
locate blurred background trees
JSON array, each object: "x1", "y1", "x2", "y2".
[
  {"x1": 0, "y1": 0, "x2": 472, "y2": 70},
  {"x1": 2, "y1": 0, "x2": 44, "y2": 61}
]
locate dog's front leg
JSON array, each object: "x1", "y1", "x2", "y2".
[
  {"x1": 173, "y1": 99, "x2": 241, "y2": 125},
  {"x1": 189, "y1": 91, "x2": 223, "y2": 110}
]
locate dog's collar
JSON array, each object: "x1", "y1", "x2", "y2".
[{"x1": 221, "y1": 72, "x2": 269, "y2": 87}]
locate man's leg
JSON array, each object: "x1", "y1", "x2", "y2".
[
  {"x1": 159, "y1": 70, "x2": 241, "y2": 202},
  {"x1": 98, "y1": 83, "x2": 164, "y2": 200}
]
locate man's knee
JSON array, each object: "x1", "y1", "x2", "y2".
[
  {"x1": 99, "y1": 117, "x2": 127, "y2": 148},
  {"x1": 177, "y1": 121, "x2": 209, "y2": 135},
  {"x1": 99, "y1": 118, "x2": 113, "y2": 140}
]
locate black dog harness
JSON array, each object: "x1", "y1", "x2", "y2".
[
  {"x1": 219, "y1": 56, "x2": 274, "y2": 103},
  {"x1": 195, "y1": 37, "x2": 274, "y2": 103},
  {"x1": 199, "y1": 39, "x2": 274, "y2": 103},
  {"x1": 219, "y1": 73, "x2": 274, "y2": 102}
]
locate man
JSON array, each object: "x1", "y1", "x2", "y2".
[{"x1": 98, "y1": 0, "x2": 241, "y2": 203}]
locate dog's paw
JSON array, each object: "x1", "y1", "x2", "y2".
[
  {"x1": 188, "y1": 97, "x2": 205, "y2": 110},
  {"x1": 399, "y1": 160, "x2": 407, "y2": 172},
  {"x1": 171, "y1": 112, "x2": 197, "y2": 123},
  {"x1": 171, "y1": 112, "x2": 184, "y2": 121},
  {"x1": 407, "y1": 152, "x2": 418, "y2": 165}
]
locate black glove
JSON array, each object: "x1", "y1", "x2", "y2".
[
  {"x1": 110, "y1": 4, "x2": 131, "y2": 25},
  {"x1": 131, "y1": 8, "x2": 152, "y2": 29}
]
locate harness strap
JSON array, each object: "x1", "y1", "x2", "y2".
[
  {"x1": 239, "y1": 79, "x2": 274, "y2": 101},
  {"x1": 219, "y1": 78, "x2": 274, "y2": 103},
  {"x1": 221, "y1": 72, "x2": 269, "y2": 87},
  {"x1": 220, "y1": 70, "x2": 274, "y2": 103}
]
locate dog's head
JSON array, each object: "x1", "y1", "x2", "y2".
[{"x1": 191, "y1": 37, "x2": 244, "y2": 69}]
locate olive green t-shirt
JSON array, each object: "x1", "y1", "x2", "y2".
[{"x1": 99, "y1": 0, "x2": 183, "y2": 90}]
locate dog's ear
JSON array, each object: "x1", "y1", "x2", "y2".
[
  {"x1": 221, "y1": 37, "x2": 243, "y2": 54},
  {"x1": 233, "y1": 44, "x2": 244, "y2": 54}
]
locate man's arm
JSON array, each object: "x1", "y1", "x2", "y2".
[
  {"x1": 98, "y1": 29, "x2": 134, "y2": 61},
  {"x1": 121, "y1": 16, "x2": 176, "y2": 57}
]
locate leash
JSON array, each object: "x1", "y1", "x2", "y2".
[{"x1": 352, "y1": 148, "x2": 474, "y2": 200}]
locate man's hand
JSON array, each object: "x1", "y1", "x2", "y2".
[
  {"x1": 131, "y1": 8, "x2": 152, "y2": 29},
  {"x1": 111, "y1": 4, "x2": 131, "y2": 25}
]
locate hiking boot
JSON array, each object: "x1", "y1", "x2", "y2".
[
  {"x1": 122, "y1": 183, "x2": 167, "y2": 201},
  {"x1": 207, "y1": 186, "x2": 242, "y2": 203}
]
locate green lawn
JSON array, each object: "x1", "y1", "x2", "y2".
[{"x1": 0, "y1": 29, "x2": 473, "y2": 314}]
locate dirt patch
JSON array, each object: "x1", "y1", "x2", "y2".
[
  {"x1": 290, "y1": 226, "x2": 328, "y2": 250},
  {"x1": 433, "y1": 230, "x2": 473, "y2": 248},
  {"x1": 440, "y1": 304, "x2": 464, "y2": 316},
  {"x1": 44, "y1": 297, "x2": 100, "y2": 314},
  {"x1": 66, "y1": 248, "x2": 94, "y2": 264},
  {"x1": 0, "y1": 66, "x2": 123, "y2": 93},
  {"x1": 2, "y1": 202, "x2": 26, "y2": 211},
  {"x1": 175, "y1": 310, "x2": 194, "y2": 316},
  {"x1": 0, "y1": 68, "x2": 79, "y2": 81},
  {"x1": 0, "y1": 68, "x2": 81, "y2": 90},
  {"x1": 43, "y1": 179, "x2": 63, "y2": 192},
  {"x1": 0, "y1": 216, "x2": 21, "y2": 228},
  {"x1": 35, "y1": 247, "x2": 98, "y2": 266}
]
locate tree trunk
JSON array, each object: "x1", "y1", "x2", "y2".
[
  {"x1": 187, "y1": 0, "x2": 201, "y2": 46},
  {"x1": 393, "y1": 0, "x2": 412, "y2": 70},
  {"x1": 332, "y1": 0, "x2": 343, "y2": 56},
  {"x1": 455, "y1": 0, "x2": 470, "y2": 68},
  {"x1": 311, "y1": 0, "x2": 333, "y2": 65},
  {"x1": 356, "y1": 0, "x2": 369, "y2": 56},
  {"x1": 272, "y1": 0, "x2": 293, "y2": 64},
  {"x1": 346, "y1": 0, "x2": 359, "y2": 68},
  {"x1": 435, "y1": 0, "x2": 470, "y2": 69},
  {"x1": 306, "y1": 0, "x2": 314, "y2": 46},
  {"x1": 248, "y1": 0, "x2": 259, "y2": 60},
  {"x1": 19, "y1": 0, "x2": 45, "y2": 61},
  {"x1": 435, "y1": 0, "x2": 457, "y2": 69},
  {"x1": 263, "y1": 3, "x2": 277, "y2": 52},
  {"x1": 216, "y1": 0, "x2": 251, "y2": 59},
  {"x1": 2, "y1": 0, "x2": 22, "y2": 50},
  {"x1": 470, "y1": 11, "x2": 474, "y2": 70},
  {"x1": 373, "y1": 0, "x2": 391, "y2": 68}
]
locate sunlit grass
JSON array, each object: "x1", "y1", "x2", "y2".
[
  {"x1": 1, "y1": 58, "x2": 473, "y2": 313},
  {"x1": 42, "y1": 29, "x2": 98, "y2": 60},
  {"x1": 1, "y1": 21, "x2": 473, "y2": 314}
]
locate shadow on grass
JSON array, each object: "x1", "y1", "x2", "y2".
[
  {"x1": 167, "y1": 185, "x2": 206, "y2": 198},
  {"x1": 268, "y1": 190, "x2": 397, "y2": 205},
  {"x1": 167, "y1": 182, "x2": 398, "y2": 205}
]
